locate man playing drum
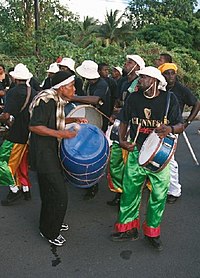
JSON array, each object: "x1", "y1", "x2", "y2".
[
  {"x1": 29, "y1": 71, "x2": 87, "y2": 247},
  {"x1": 111, "y1": 66, "x2": 184, "y2": 251}
]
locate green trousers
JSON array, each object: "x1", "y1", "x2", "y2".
[
  {"x1": 115, "y1": 147, "x2": 170, "y2": 237},
  {"x1": 107, "y1": 143, "x2": 125, "y2": 193}
]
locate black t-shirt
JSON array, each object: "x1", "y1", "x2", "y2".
[
  {"x1": 29, "y1": 99, "x2": 62, "y2": 173},
  {"x1": 120, "y1": 90, "x2": 183, "y2": 146},
  {"x1": 104, "y1": 77, "x2": 118, "y2": 112},
  {"x1": 168, "y1": 81, "x2": 198, "y2": 113},
  {"x1": 30, "y1": 77, "x2": 41, "y2": 93},
  {"x1": 3, "y1": 84, "x2": 36, "y2": 144},
  {"x1": 75, "y1": 76, "x2": 84, "y2": 96},
  {"x1": 87, "y1": 78, "x2": 111, "y2": 132},
  {"x1": 42, "y1": 77, "x2": 52, "y2": 90}
]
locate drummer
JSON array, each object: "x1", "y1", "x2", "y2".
[
  {"x1": 110, "y1": 66, "x2": 184, "y2": 251},
  {"x1": 29, "y1": 71, "x2": 87, "y2": 247}
]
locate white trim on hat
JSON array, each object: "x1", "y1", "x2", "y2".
[
  {"x1": 76, "y1": 60, "x2": 100, "y2": 79},
  {"x1": 52, "y1": 75, "x2": 75, "y2": 89}
]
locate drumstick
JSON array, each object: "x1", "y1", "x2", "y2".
[
  {"x1": 93, "y1": 107, "x2": 112, "y2": 122},
  {"x1": 133, "y1": 123, "x2": 141, "y2": 144}
]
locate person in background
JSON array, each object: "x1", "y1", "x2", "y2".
[
  {"x1": 0, "y1": 64, "x2": 10, "y2": 105},
  {"x1": 155, "y1": 53, "x2": 172, "y2": 68},
  {"x1": 111, "y1": 66, "x2": 122, "y2": 84},
  {"x1": 98, "y1": 63, "x2": 118, "y2": 114},
  {"x1": 76, "y1": 60, "x2": 111, "y2": 200},
  {"x1": 159, "y1": 63, "x2": 200, "y2": 204},
  {"x1": 0, "y1": 63, "x2": 36, "y2": 205},
  {"x1": 58, "y1": 57, "x2": 84, "y2": 96},
  {"x1": 42, "y1": 62, "x2": 59, "y2": 90}
]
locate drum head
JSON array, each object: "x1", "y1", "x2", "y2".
[
  {"x1": 138, "y1": 131, "x2": 161, "y2": 165},
  {"x1": 66, "y1": 104, "x2": 103, "y2": 129}
]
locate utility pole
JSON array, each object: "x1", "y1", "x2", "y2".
[{"x1": 34, "y1": 0, "x2": 40, "y2": 55}]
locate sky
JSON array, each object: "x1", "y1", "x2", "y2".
[
  {"x1": 59, "y1": 0, "x2": 200, "y2": 22},
  {"x1": 59, "y1": 0, "x2": 129, "y2": 22}
]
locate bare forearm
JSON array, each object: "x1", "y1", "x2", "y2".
[
  {"x1": 119, "y1": 122, "x2": 128, "y2": 143},
  {"x1": 29, "y1": 125, "x2": 62, "y2": 138},
  {"x1": 185, "y1": 101, "x2": 200, "y2": 127},
  {"x1": 69, "y1": 95, "x2": 101, "y2": 105},
  {"x1": 29, "y1": 125, "x2": 78, "y2": 139}
]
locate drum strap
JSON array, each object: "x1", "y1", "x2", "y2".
[{"x1": 163, "y1": 91, "x2": 172, "y2": 124}]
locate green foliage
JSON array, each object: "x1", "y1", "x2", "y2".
[
  {"x1": 0, "y1": 0, "x2": 199, "y2": 98},
  {"x1": 128, "y1": 0, "x2": 198, "y2": 27}
]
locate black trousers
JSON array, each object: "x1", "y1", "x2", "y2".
[{"x1": 38, "y1": 171, "x2": 68, "y2": 240}]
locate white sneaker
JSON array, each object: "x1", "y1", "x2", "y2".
[{"x1": 60, "y1": 223, "x2": 69, "y2": 231}]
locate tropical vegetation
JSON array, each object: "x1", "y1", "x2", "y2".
[{"x1": 0, "y1": 0, "x2": 199, "y2": 96}]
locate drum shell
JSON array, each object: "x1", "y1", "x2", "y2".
[{"x1": 60, "y1": 123, "x2": 109, "y2": 188}]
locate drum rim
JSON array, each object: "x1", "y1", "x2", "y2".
[
  {"x1": 66, "y1": 104, "x2": 103, "y2": 129},
  {"x1": 138, "y1": 131, "x2": 162, "y2": 166}
]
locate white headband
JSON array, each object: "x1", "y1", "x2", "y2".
[{"x1": 52, "y1": 75, "x2": 75, "y2": 89}]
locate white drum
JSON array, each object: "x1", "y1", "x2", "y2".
[{"x1": 64, "y1": 102, "x2": 103, "y2": 129}]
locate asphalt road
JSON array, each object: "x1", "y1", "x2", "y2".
[{"x1": 0, "y1": 121, "x2": 200, "y2": 278}]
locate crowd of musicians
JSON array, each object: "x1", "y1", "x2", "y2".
[{"x1": 0, "y1": 54, "x2": 199, "y2": 249}]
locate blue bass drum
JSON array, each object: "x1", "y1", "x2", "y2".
[
  {"x1": 138, "y1": 131, "x2": 177, "y2": 172},
  {"x1": 60, "y1": 124, "x2": 109, "y2": 188}
]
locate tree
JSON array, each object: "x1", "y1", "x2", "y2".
[
  {"x1": 127, "y1": 0, "x2": 198, "y2": 28},
  {"x1": 98, "y1": 9, "x2": 132, "y2": 46}
]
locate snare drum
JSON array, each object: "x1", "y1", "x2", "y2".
[
  {"x1": 138, "y1": 131, "x2": 177, "y2": 172},
  {"x1": 64, "y1": 102, "x2": 102, "y2": 129}
]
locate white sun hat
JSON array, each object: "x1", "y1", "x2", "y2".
[
  {"x1": 136, "y1": 66, "x2": 167, "y2": 91},
  {"x1": 126, "y1": 55, "x2": 145, "y2": 70},
  {"x1": 9, "y1": 63, "x2": 33, "y2": 80},
  {"x1": 76, "y1": 60, "x2": 100, "y2": 79},
  {"x1": 57, "y1": 57, "x2": 75, "y2": 72},
  {"x1": 113, "y1": 66, "x2": 122, "y2": 75},
  {"x1": 47, "y1": 62, "x2": 59, "y2": 73}
]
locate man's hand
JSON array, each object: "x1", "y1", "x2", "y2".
[
  {"x1": 59, "y1": 129, "x2": 78, "y2": 139},
  {"x1": 75, "y1": 117, "x2": 88, "y2": 124},
  {"x1": 155, "y1": 124, "x2": 172, "y2": 139},
  {"x1": 120, "y1": 141, "x2": 136, "y2": 152}
]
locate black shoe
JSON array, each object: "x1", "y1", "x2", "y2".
[
  {"x1": 145, "y1": 236, "x2": 163, "y2": 251},
  {"x1": 167, "y1": 194, "x2": 179, "y2": 204},
  {"x1": 111, "y1": 228, "x2": 139, "y2": 242},
  {"x1": 23, "y1": 191, "x2": 31, "y2": 201},
  {"x1": 107, "y1": 193, "x2": 121, "y2": 206},
  {"x1": 1, "y1": 190, "x2": 23, "y2": 206},
  {"x1": 83, "y1": 184, "x2": 98, "y2": 200},
  {"x1": 40, "y1": 232, "x2": 66, "y2": 247}
]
